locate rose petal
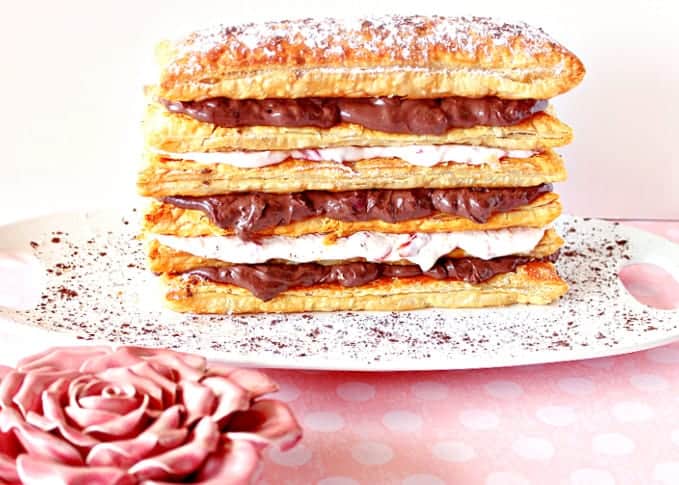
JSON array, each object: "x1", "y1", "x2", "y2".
[
  {"x1": 25, "y1": 390, "x2": 100, "y2": 448},
  {"x1": 21, "y1": 377, "x2": 101, "y2": 448},
  {"x1": 87, "y1": 405, "x2": 187, "y2": 468},
  {"x1": 17, "y1": 454, "x2": 135, "y2": 485},
  {"x1": 25, "y1": 410, "x2": 53, "y2": 430},
  {"x1": 0, "y1": 452, "x2": 19, "y2": 483},
  {"x1": 68, "y1": 375, "x2": 117, "y2": 415},
  {"x1": 0, "y1": 428, "x2": 22, "y2": 458},
  {"x1": 14, "y1": 371, "x2": 78, "y2": 417},
  {"x1": 1, "y1": 408, "x2": 83, "y2": 465},
  {"x1": 227, "y1": 399, "x2": 302, "y2": 451},
  {"x1": 0, "y1": 365, "x2": 13, "y2": 382},
  {"x1": 197, "y1": 439, "x2": 261, "y2": 485},
  {"x1": 123, "y1": 346, "x2": 206, "y2": 373},
  {"x1": 84, "y1": 394, "x2": 149, "y2": 438},
  {"x1": 142, "y1": 440, "x2": 260, "y2": 485},
  {"x1": 67, "y1": 376, "x2": 142, "y2": 425},
  {"x1": 0, "y1": 429, "x2": 22, "y2": 483},
  {"x1": 65, "y1": 405, "x2": 124, "y2": 429},
  {"x1": 78, "y1": 347, "x2": 145, "y2": 374},
  {"x1": 202, "y1": 363, "x2": 235, "y2": 377},
  {"x1": 0, "y1": 372, "x2": 25, "y2": 410},
  {"x1": 199, "y1": 377, "x2": 250, "y2": 423},
  {"x1": 210, "y1": 367, "x2": 278, "y2": 398},
  {"x1": 87, "y1": 433, "x2": 157, "y2": 469},
  {"x1": 125, "y1": 348, "x2": 205, "y2": 382},
  {"x1": 84, "y1": 347, "x2": 205, "y2": 383},
  {"x1": 180, "y1": 380, "x2": 216, "y2": 425},
  {"x1": 143, "y1": 405, "x2": 186, "y2": 449},
  {"x1": 129, "y1": 417, "x2": 219, "y2": 481},
  {"x1": 126, "y1": 362, "x2": 178, "y2": 408},
  {"x1": 95, "y1": 368, "x2": 164, "y2": 409},
  {"x1": 79, "y1": 378, "x2": 136, "y2": 403},
  {"x1": 17, "y1": 346, "x2": 112, "y2": 373},
  {"x1": 78, "y1": 395, "x2": 141, "y2": 415}
]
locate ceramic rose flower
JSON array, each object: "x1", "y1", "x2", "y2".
[{"x1": 0, "y1": 346, "x2": 301, "y2": 484}]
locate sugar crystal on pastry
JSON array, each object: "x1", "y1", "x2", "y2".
[{"x1": 138, "y1": 15, "x2": 584, "y2": 314}]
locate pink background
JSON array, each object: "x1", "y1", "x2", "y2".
[{"x1": 256, "y1": 223, "x2": 679, "y2": 485}]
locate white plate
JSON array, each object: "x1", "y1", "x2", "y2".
[{"x1": 0, "y1": 209, "x2": 678, "y2": 371}]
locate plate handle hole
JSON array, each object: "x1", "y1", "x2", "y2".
[{"x1": 618, "y1": 263, "x2": 679, "y2": 310}]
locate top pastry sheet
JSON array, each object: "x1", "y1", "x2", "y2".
[{"x1": 154, "y1": 15, "x2": 585, "y2": 100}]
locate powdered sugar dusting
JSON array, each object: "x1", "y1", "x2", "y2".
[
  {"x1": 2, "y1": 211, "x2": 679, "y2": 371},
  {"x1": 165, "y1": 15, "x2": 561, "y2": 76}
]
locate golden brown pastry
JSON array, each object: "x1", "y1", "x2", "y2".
[
  {"x1": 143, "y1": 193, "x2": 560, "y2": 238},
  {"x1": 137, "y1": 15, "x2": 583, "y2": 314},
  {"x1": 138, "y1": 149, "x2": 565, "y2": 197},
  {"x1": 154, "y1": 16, "x2": 584, "y2": 101},
  {"x1": 144, "y1": 103, "x2": 572, "y2": 153},
  {"x1": 146, "y1": 228, "x2": 563, "y2": 274},
  {"x1": 161, "y1": 263, "x2": 568, "y2": 314}
]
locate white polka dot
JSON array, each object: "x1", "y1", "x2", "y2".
[
  {"x1": 382, "y1": 410, "x2": 422, "y2": 432},
  {"x1": 671, "y1": 429, "x2": 679, "y2": 446},
  {"x1": 459, "y1": 410, "x2": 500, "y2": 430},
  {"x1": 654, "y1": 462, "x2": 679, "y2": 484},
  {"x1": 536, "y1": 406, "x2": 577, "y2": 427},
  {"x1": 612, "y1": 401, "x2": 654, "y2": 422},
  {"x1": 592, "y1": 433, "x2": 635, "y2": 456},
  {"x1": 511, "y1": 436, "x2": 555, "y2": 461},
  {"x1": 570, "y1": 468, "x2": 616, "y2": 485},
  {"x1": 402, "y1": 474, "x2": 446, "y2": 485},
  {"x1": 271, "y1": 382, "x2": 301, "y2": 402},
  {"x1": 411, "y1": 381, "x2": 448, "y2": 400},
  {"x1": 303, "y1": 412, "x2": 345, "y2": 432},
  {"x1": 485, "y1": 471, "x2": 531, "y2": 485},
  {"x1": 558, "y1": 377, "x2": 595, "y2": 395},
  {"x1": 484, "y1": 380, "x2": 523, "y2": 400},
  {"x1": 268, "y1": 443, "x2": 312, "y2": 467},
  {"x1": 646, "y1": 346, "x2": 679, "y2": 364},
  {"x1": 629, "y1": 373, "x2": 669, "y2": 392},
  {"x1": 580, "y1": 357, "x2": 616, "y2": 369},
  {"x1": 336, "y1": 381, "x2": 375, "y2": 402},
  {"x1": 318, "y1": 478, "x2": 360, "y2": 485},
  {"x1": 431, "y1": 441, "x2": 476, "y2": 463},
  {"x1": 351, "y1": 441, "x2": 394, "y2": 465}
]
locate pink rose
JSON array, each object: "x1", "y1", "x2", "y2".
[{"x1": 0, "y1": 346, "x2": 302, "y2": 484}]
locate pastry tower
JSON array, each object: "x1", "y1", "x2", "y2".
[{"x1": 138, "y1": 16, "x2": 584, "y2": 314}]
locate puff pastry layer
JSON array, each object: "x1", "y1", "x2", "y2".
[
  {"x1": 145, "y1": 103, "x2": 572, "y2": 152},
  {"x1": 138, "y1": 150, "x2": 565, "y2": 197},
  {"x1": 145, "y1": 229, "x2": 563, "y2": 274},
  {"x1": 155, "y1": 16, "x2": 584, "y2": 101},
  {"x1": 143, "y1": 193, "x2": 560, "y2": 238},
  {"x1": 161, "y1": 262, "x2": 568, "y2": 313}
]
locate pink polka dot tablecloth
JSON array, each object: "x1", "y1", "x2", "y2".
[{"x1": 258, "y1": 221, "x2": 679, "y2": 485}]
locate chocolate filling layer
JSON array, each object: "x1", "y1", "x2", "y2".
[
  {"x1": 160, "y1": 96, "x2": 548, "y2": 135},
  {"x1": 184, "y1": 252, "x2": 559, "y2": 301},
  {"x1": 164, "y1": 184, "x2": 552, "y2": 239}
]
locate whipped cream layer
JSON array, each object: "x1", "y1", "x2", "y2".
[
  {"x1": 155, "y1": 145, "x2": 536, "y2": 169},
  {"x1": 154, "y1": 227, "x2": 546, "y2": 271}
]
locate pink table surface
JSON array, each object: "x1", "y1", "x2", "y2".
[{"x1": 257, "y1": 221, "x2": 679, "y2": 485}]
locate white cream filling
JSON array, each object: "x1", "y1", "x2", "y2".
[
  {"x1": 154, "y1": 227, "x2": 546, "y2": 271},
  {"x1": 154, "y1": 145, "x2": 535, "y2": 168}
]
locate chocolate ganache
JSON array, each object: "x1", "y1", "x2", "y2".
[
  {"x1": 184, "y1": 252, "x2": 559, "y2": 301},
  {"x1": 160, "y1": 96, "x2": 548, "y2": 135},
  {"x1": 163, "y1": 184, "x2": 552, "y2": 239}
]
